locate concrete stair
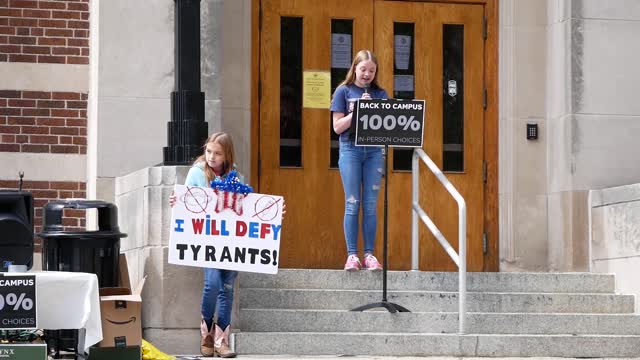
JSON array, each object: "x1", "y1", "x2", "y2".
[{"x1": 234, "y1": 270, "x2": 640, "y2": 357}]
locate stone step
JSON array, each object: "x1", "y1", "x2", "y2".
[
  {"x1": 178, "y1": 357, "x2": 640, "y2": 360},
  {"x1": 239, "y1": 288, "x2": 634, "y2": 313},
  {"x1": 239, "y1": 269, "x2": 616, "y2": 293},
  {"x1": 239, "y1": 309, "x2": 640, "y2": 335},
  {"x1": 232, "y1": 332, "x2": 640, "y2": 357}
]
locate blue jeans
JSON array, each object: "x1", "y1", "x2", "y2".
[
  {"x1": 338, "y1": 139, "x2": 384, "y2": 256},
  {"x1": 201, "y1": 268, "x2": 238, "y2": 329}
]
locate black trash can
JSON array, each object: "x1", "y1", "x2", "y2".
[
  {"x1": 38, "y1": 199, "x2": 127, "y2": 358},
  {"x1": 39, "y1": 199, "x2": 127, "y2": 287}
]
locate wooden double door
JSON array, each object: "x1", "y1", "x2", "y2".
[{"x1": 258, "y1": 0, "x2": 492, "y2": 271}]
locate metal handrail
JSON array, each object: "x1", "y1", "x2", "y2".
[{"x1": 411, "y1": 148, "x2": 467, "y2": 334}]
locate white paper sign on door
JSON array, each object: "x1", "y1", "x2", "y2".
[
  {"x1": 331, "y1": 33, "x2": 352, "y2": 69},
  {"x1": 394, "y1": 35, "x2": 411, "y2": 70}
]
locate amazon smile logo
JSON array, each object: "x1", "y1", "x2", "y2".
[{"x1": 106, "y1": 317, "x2": 136, "y2": 325}]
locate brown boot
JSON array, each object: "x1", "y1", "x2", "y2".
[
  {"x1": 200, "y1": 319, "x2": 215, "y2": 357},
  {"x1": 214, "y1": 324, "x2": 236, "y2": 358}
]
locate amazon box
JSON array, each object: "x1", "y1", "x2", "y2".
[{"x1": 97, "y1": 254, "x2": 145, "y2": 348}]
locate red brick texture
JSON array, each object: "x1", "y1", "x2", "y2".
[
  {"x1": 0, "y1": 179, "x2": 86, "y2": 249},
  {"x1": 0, "y1": 90, "x2": 87, "y2": 154},
  {"x1": 0, "y1": 0, "x2": 90, "y2": 64}
]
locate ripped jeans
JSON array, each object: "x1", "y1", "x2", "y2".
[
  {"x1": 338, "y1": 139, "x2": 384, "y2": 255},
  {"x1": 202, "y1": 268, "x2": 238, "y2": 329}
]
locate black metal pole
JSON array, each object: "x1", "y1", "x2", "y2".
[
  {"x1": 163, "y1": 0, "x2": 209, "y2": 165},
  {"x1": 382, "y1": 144, "x2": 389, "y2": 302},
  {"x1": 351, "y1": 145, "x2": 410, "y2": 313}
]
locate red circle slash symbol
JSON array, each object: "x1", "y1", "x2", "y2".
[
  {"x1": 182, "y1": 187, "x2": 210, "y2": 214},
  {"x1": 253, "y1": 196, "x2": 281, "y2": 222}
]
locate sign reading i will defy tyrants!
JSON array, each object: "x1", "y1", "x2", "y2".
[
  {"x1": 354, "y1": 98, "x2": 425, "y2": 147},
  {"x1": 169, "y1": 184, "x2": 284, "y2": 274},
  {"x1": 0, "y1": 274, "x2": 37, "y2": 330}
]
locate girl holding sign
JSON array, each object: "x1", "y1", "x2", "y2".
[
  {"x1": 330, "y1": 49, "x2": 388, "y2": 272},
  {"x1": 169, "y1": 132, "x2": 240, "y2": 358}
]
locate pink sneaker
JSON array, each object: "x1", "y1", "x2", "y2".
[
  {"x1": 363, "y1": 254, "x2": 383, "y2": 271},
  {"x1": 344, "y1": 254, "x2": 361, "y2": 271}
]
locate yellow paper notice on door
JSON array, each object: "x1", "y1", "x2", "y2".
[{"x1": 303, "y1": 71, "x2": 331, "y2": 109}]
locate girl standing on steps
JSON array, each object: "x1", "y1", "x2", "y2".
[
  {"x1": 169, "y1": 132, "x2": 240, "y2": 358},
  {"x1": 330, "y1": 49, "x2": 387, "y2": 272}
]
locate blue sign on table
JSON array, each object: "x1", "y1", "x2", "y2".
[
  {"x1": 0, "y1": 274, "x2": 37, "y2": 330},
  {"x1": 353, "y1": 98, "x2": 425, "y2": 147}
]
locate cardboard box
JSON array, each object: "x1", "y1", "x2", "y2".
[
  {"x1": 88, "y1": 345, "x2": 141, "y2": 360},
  {"x1": 97, "y1": 254, "x2": 145, "y2": 348}
]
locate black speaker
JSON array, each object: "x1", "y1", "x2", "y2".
[{"x1": 0, "y1": 190, "x2": 34, "y2": 271}]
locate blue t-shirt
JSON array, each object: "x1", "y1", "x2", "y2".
[{"x1": 330, "y1": 83, "x2": 389, "y2": 141}]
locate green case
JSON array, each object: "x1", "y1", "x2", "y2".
[
  {"x1": 88, "y1": 346, "x2": 141, "y2": 360},
  {"x1": 0, "y1": 344, "x2": 47, "y2": 360}
]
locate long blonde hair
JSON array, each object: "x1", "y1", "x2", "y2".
[
  {"x1": 337, "y1": 49, "x2": 381, "y2": 89},
  {"x1": 194, "y1": 132, "x2": 236, "y2": 183}
]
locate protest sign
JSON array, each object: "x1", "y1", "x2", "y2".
[{"x1": 169, "y1": 184, "x2": 283, "y2": 274}]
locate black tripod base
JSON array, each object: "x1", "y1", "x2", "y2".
[{"x1": 351, "y1": 301, "x2": 411, "y2": 313}]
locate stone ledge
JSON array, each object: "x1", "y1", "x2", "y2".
[
  {"x1": 115, "y1": 165, "x2": 190, "y2": 196},
  {"x1": 590, "y1": 183, "x2": 640, "y2": 207}
]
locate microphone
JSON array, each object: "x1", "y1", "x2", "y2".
[{"x1": 363, "y1": 82, "x2": 370, "y2": 94}]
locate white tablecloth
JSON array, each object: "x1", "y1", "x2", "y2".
[{"x1": 4, "y1": 271, "x2": 102, "y2": 352}]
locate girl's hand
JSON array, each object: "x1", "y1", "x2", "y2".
[
  {"x1": 169, "y1": 191, "x2": 176, "y2": 207},
  {"x1": 361, "y1": 92, "x2": 372, "y2": 100},
  {"x1": 282, "y1": 202, "x2": 286, "y2": 220}
]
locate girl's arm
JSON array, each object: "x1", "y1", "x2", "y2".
[
  {"x1": 332, "y1": 111, "x2": 352, "y2": 135},
  {"x1": 332, "y1": 91, "x2": 371, "y2": 134}
]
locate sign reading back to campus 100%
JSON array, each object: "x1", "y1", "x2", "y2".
[
  {"x1": 0, "y1": 292, "x2": 34, "y2": 311},
  {"x1": 0, "y1": 275, "x2": 37, "y2": 330},
  {"x1": 354, "y1": 98, "x2": 426, "y2": 147}
]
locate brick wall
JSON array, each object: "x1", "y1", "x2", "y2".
[
  {"x1": 0, "y1": 1, "x2": 91, "y2": 253},
  {"x1": 0, "y1": 180, "x2": 86, "y2": 249},
  {"x1": 0, "y1": 90, "x2": 87, "y2": 153},
  {"x1": 0, "y1": 0, "x2": 90, "y2": 64}
]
